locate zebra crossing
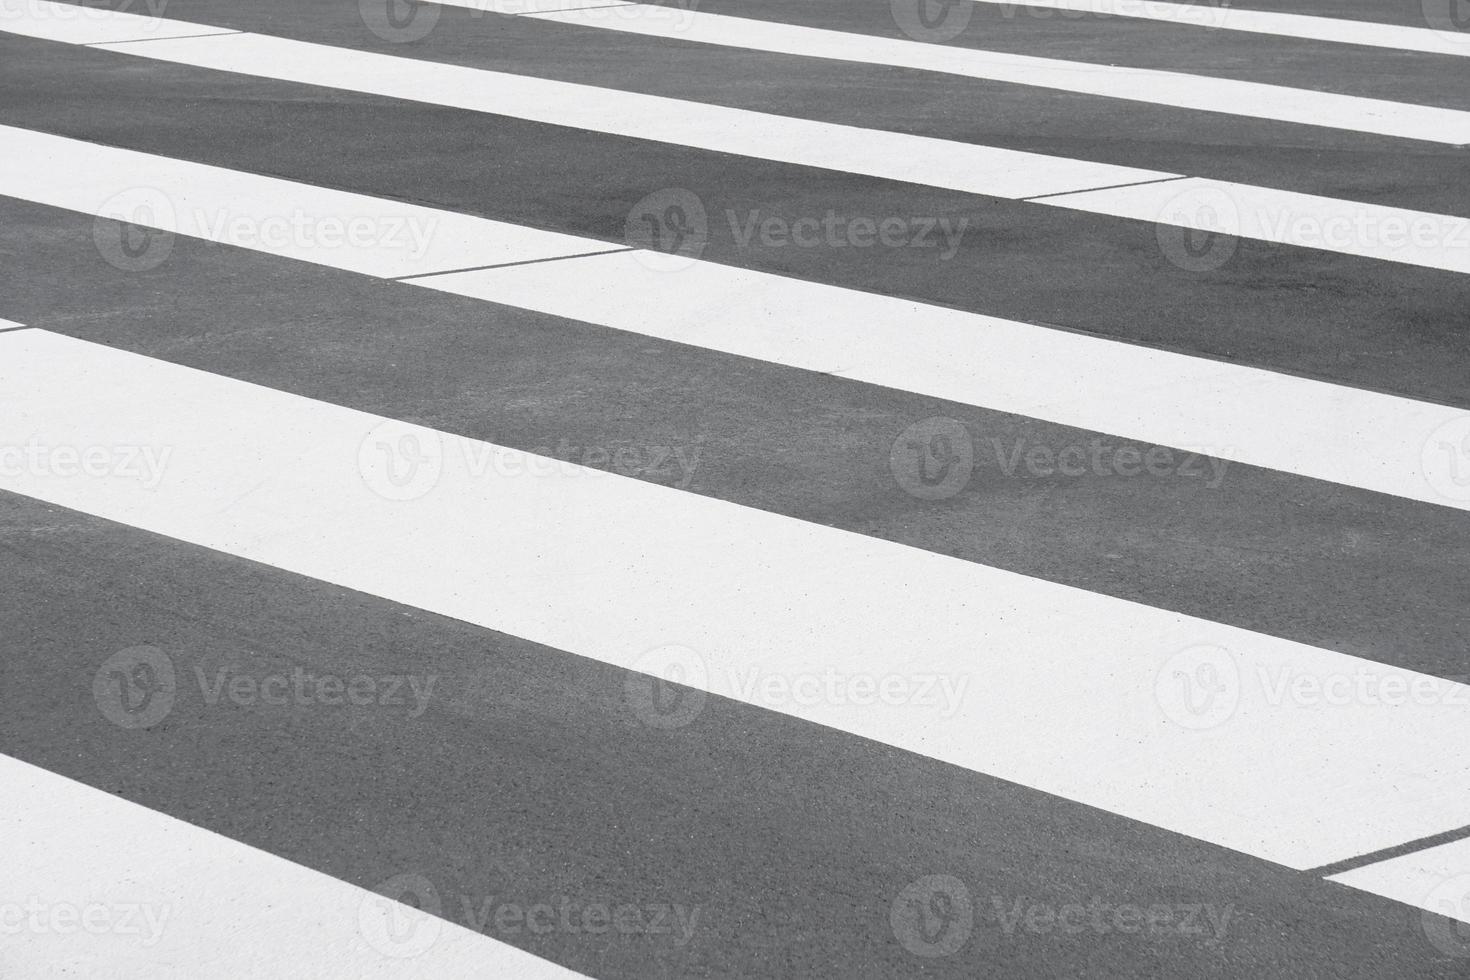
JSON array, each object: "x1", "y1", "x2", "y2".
[
  {"x1": 1, "y1": 0, "x2": 1468, "y2": 975},
  {"x1": 4, "y1": 126, "x2": 1465, "y2": 508}
]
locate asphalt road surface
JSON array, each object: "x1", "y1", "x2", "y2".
[{"x1": 1, "y1": 0, "x2": 1469, "y2": 976}]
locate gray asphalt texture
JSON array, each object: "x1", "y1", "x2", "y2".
[{"x1": 1, "y1": 0, "x2": 1468, "y2": 976}]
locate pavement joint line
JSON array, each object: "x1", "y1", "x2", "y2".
[
  {"x1": 1308, "y1": 823, "x2": 1470, "y2": 878},
  {"x1": 505, "y1": 2, "x2": 630, "y2": 14},
  {"x1": 1020, "y1": 174, "x2": 1192, "y2": 202},
  {"x1": 85, "y1": 30, "x2": 243, "y2": 46},
  {"x1": 0, "y1": 325, "x2": 36, "y2": 335},
  {"x1": 394, "y1": 247, "x2": 638, "y2": 281}
]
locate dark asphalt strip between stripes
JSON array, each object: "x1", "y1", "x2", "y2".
[{"x1": 0, "y1": 37, "x2": 1466, "y2": 409}]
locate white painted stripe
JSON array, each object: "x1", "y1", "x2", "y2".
[
  {"x1": 1329, "y1": 838, "x2": 1470, "y2": 935},
  {"x1": 0, "y1": 753, "x2": 585, "y2": 978},
  {"x1": 424, "y1": 252, "x2": 1470, "y2": 509},
  {"x1": 4, "y1": 329, "x2": 1470, "y2": 871},
  {"x1": 486, "y1": 0, "x2": 636, "y2": 12},
  {"x1": 8, "y1": 5, "x2": 1468, "y2": 276},
  {"x1": 0, "y1": 3, "x2": 1162, "y2": 201},
  {"x1": 0, "y1": 0, "x2": 226, "y2": 45},
  {"x1": 1045, "y1": 177, "x2": 1470, "y2": 275},
  {"x1": 0, "y1": 129, "x2": 594, "y2": 279},
  {"x1": 494, "y1": 1, "x2": 1470, "y2": 144},
  {"x1": 4, "y1": 125, "x2": 1467, "y2": 513},
  {"x1": 967, "y1": 0, "x2": 1470, "y2": 58}
]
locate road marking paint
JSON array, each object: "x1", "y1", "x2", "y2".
[
  {"x1": 425, "y1": 249, "x2": 1470, "y2": 511},
  {"x1": 481, "y1": 0, "x2": 1470, "y2": 143},
  {"x1": 4, "y1": 329, "x2": 1470, "y2": 870},
  {"x1": 966, "y1": 0, "x2": 1470, "y2": 58},
  {"x1": 1048, "y1": 176, "x2": 1470, "y2": 274},
  {"x1": 0, "y1": 128, "x2": 595, "y2": 280},
  {"x1": 7, "y1": 4, "x2": 1468, "y2": 276},
  {"x1": 0, "y1": 0, "x2": 216, "y2": 45},
  {"x1": 3, "y1": 126, "x2": 1467, "y2": 512},
  {"x1": 0, "y1": 752, "x2": 586, "y2": 977},
  {"x1": 1329, "y1": 838, "x2": 1470, "y2": 942},
  {"x1": 474, "y1": 0, "x2": 636, "y2": 13},
  {"x1": 1, "y1": 4, "x2": 1165, "y2": 201}
]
